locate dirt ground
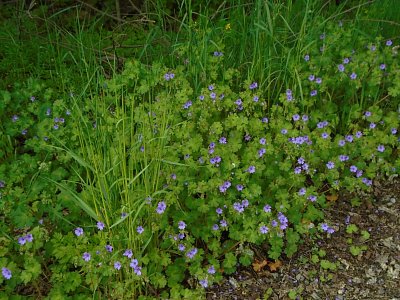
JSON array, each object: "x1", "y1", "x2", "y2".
[{"x1": 206, "y1": 175, "x2": 400, "y2": 300}]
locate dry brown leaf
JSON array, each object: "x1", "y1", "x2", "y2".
[
  {"x1": 252, "y1": 259, "x2": 268, "y2": 272},
  {"x1": 268, "y1": 260, "x2": 282, "y2": 272},
  {"x1": 326, "y1": 194, "x2": 338, "y2": 201}
]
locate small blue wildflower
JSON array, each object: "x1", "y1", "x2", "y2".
[
  {"x1": 219, "y1": 137, "x2": 227, "y2": 144},
  {"x1": 216, "y1": 208, "x2": 223, "y2": 215},
  {"x1": 220, "y1": 219, "x2": 228, "y2": 227},
  {"x1": 199, "y1": 279, "x2": 208, "y2": 288},
  {"x1": 249, "y1": 82, "x2": 258, "y2": 90},
  {"x1": 258, "y1": 148, "x2": 266, "y2": 158},
  {"x1": 302, "y1": 115, "x2": 309, "y2": 122},
  {"x1": 82, "y1": 252, "x2": 91, "y2": 262},
  {"x1": 380, "y1": 64, "x2": 386, "y2": 70},
  {"x1": 310, "y1": 90, "x2": 317, "y2": 97},
  {"x1": 286, "y1": 89, "x2": 293, "y2": 101},
  {"x1": 377, "y1": 145, "x2": 385, "y2": 152},
  {"x1": 271, "y1": 220, "x2": 278, "y2": 227},
  {"x1": 338, "y1": 64, "x2": 345, "y2": 72},
  {"x1": 210, "y1": 92, "x2": 216, "y2": 99},
  {"x1": 212, "y1": 224, "x2": 219, "y2": 231},
  {"x1": 121, "y1": 212, "x2": 128, "y2": 218},
  {"x1": 350, "y1": 165, "x2": 358, "y2": 173},
  {"x1": 18, "y1": 236, "x2": 26, "y2": 245},
  {"x1": 199, "y1": 95, "x2": 205, "y2": 101},
  {"x1": 263, "y1": 205, "x2": 271, "y2": 213},
  {"x1": 262, "y1": 117, "x2": 269, "y2": 123},
  {"x1": 356, "y1": 170, "x2": 363, "y2": 178},
  {"x1": 236, "y1": 184, "x2": 244, "y2": 191},
  {"x1": 350, "y1": 72, "x2": 357, "y2": 80},
  {"x1": 178, "y1": 221, "x2": 186, "y2": 230},
  {"x1": 46, "y1": 108, "x2": 51, "y2": 116},
  {"x1": 370, "y1": 122, "x2": 376, "y2": 129},
  {"x1": 281, "y1": 129, "x2": 288, "y2": 135},
  {"x1": 137, "y1": 226, "x2": 144, "y2": 234},
  {"x1": 386, "y1": 40, "x2": 393, "y2": 46},
  {"x1": 326, "y1": 161, "x2": 335, "y2": 169},
  {"x1": 183, "y1": 101, "x2": 192, "y2": 109},
  {"x1": 233, "y1": 202, "x2": 244, "y2": 213},
  {"x1": 114, "y1": 261, "x2": 121, "y2": 270},
  {"x1": 156, "y1": 201, "x2": 167, "y2": 214},
  {"x1": 355, "y1": 131, "x2": 363, "y2": 138},
  {"x1": 391, "y1": 128, "x2": 397, "y2": 135},
  {"x1": 294, "y1": 167, "x2": 302, "y2": 174},
  {"x1": 247, "y1": 165, "x2": 256, "y2": 174},
  {"x1": 2, "y1": 267, "x2": 12, "y2": 280},
  {"x1": 178, "y1": 244, "x2": 185, "y2": 251},
  {"x1": 253, "y1": 95, "x2": 259, "y2": 102},
  {"x1": 30, "y1": 96, "x2": 36, "y2": 102},
  {"x1": 338, "y1": 140, "x2": 346, "y2": 147},
  {"x1": 308, "y1": 195, "x2": 317, "y2": 202},
  {"x1": 96, "y1": 222, "x2": 105, "y2": 230},
  {"x1": 105, "y1": 245, "x2": 113, "y2": 253},
  {"x1": 259, "y1": 225, "x2": 269, "y2": 234},
  {"x1": 292, "y1": 114, "x2": 300, "y2": 121},
  {"x1": 208, "y1": 265, "x2": 216, "y2": 274},
  {"x1": 343, "y1": 58, "x2": 350, "y2": 64},
  {"x1": 298, "y1": 188, "x2": 306, "y2": 196},
  {"x1": 339, "y1": 155, "x2": 349, "y2": 162},
  {"x1": 304, "y1": 54, "x2": 310, "y2": 61},
  {"x1": 74, "y1": 227, "x2": 84, "y2": 237},
  {"x1": 12, "y1": 115, "x2": 19, "y2": 122},
  {"x1": 186, "y1": 248, "x2": 198, "y2": 259},
  {"x1": 321, "y1": 132, "x2": 329, "y2": 139},
  {"x1": 315, "y1": 77, "x2": 322, "y2": 84},
  {"x1": 308, "y1": 74, "x2": 315, "y2": 81}
]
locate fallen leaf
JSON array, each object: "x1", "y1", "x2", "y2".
[
  {"x1": 252, "y1": 259, "x2": 268, "y2": 272},
  {"x1": 326, "y1": 194, "x2": 338, "y2": 201},
  {"x1": 268, "y1": 260, "x2": 282, "y2": 272}
]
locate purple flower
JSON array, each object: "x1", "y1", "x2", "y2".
[
  {"x1": 308, "y1": 74, "x2": 315, "y2": 81},
  {"x1": 350, "y1": 72, "x2": 357, "y2": 80},
  {"x1": 281, "y1": 129, "x2": 288, "y2": 135},
  {"x1": 364, "y1": 111, "x2": 371, "y2": 117},
  {"x1": 304, "y1": 54, "x2": 310, "y2": 61},
  {"x1": 199, "y1": 279, "x2": 208, "y2": 288},
  {"x1": 370, "y1": 122, "x2": 376, "y2": 129},
  {"x1": 46, "y1": 108, "x2": 51, "y2": 116},
  {"x1": 271, "y1": 220, "x2": 278, "y2": 227},
  {"x1": 25, "y1": 234, "x2": 33, "y2": 243},
  {"x1": 124, "y1": 249, "x2": 133, "y2": 258},
  {"x1": 302, "y1": 115, "x2": 309, "y2": 122},
  {"x1": 208, "y1": 266, "x2": 216, "y2": 274},
  {"x1": 216, "y1": 207, "x2": 223, "y2": 215},
  {"x1": 236, "y1": 184, "x2": 244, "y2": 191},
  {"x1": 233, "y1": 202, "x2": 244, "y2": 213},
  {"x1": 137, "y1": 226, "x2": 144, "y2": 234},
  {"x1": 249, "y1": 82, "x2": 258, "y2": 90},
  {"x1": 235, "y1": 98, "x2": 242, "y2": 106},
  {"x1": 208, "y1": 84, "x2": 214, "y2": 91},
  {"x1": 12, "y1": 115, "x2": 19, "y2": 122},
  {"x1": 247, "y1": 165, "x2": 256, "y2": 174},
  {"x1": 326, "y1": 161, "x2": 335, "y2": 169},
  {"x1": 345, "y1": 135, "x2": 353, "y2": 142},
  {"x1": 220, "y1": 219, "x2": 228, "y2": 227},
  {"x1": 212, "y1": 224, "x2": 219, "y2": 231},
  {"x1": 377, "y1": 145, "x2": 385, "y2": 152},
  {"x1": 286, "y1": 89, "x2": 293, "y2": 101},
  {"x1": 315, "y1": 78, "x2": 322, "y2": 84},
  {"x1": 391, "y1": 128, "x2": 397, "y2": 135},
  {"x1": 356, "y1": 170, "x2": 363, "y2": 178},
  {"x1": 339, "y1": 155, "x2": 349, "y2": 162},
  {"x1": 263, "y1": 205, "x2": 271, "y2": 213},
  {"x1": 22, "y1": 129, "x2": 28, "y2": 135},
  {"x1": 321, "y1": 223, "x2": 329, "y2": 231},
  {"x1": 156, "y1": 201, "x2": 166, "y2": 214},
  {"x1": 380, "y1": 64, "x2": 386, "y2": 70},
  {"x1": 82, "y1": 252, "x2": 91, "y2": 262},
  {"x1": 258, "y1": 148, "x2": 266, "y2": 158},
  {"x1": 114, "y1": 261, "x2": 121, "y2": 270},
  {"x1": 259, "y1": 225, "x2": 269, "y2": 234},
  {"x1": 355, "y1": 131, "x2": 363, "y2": 138},
  {"x1": 338, "y1": 64, "x2": 345, "y2": 72},
  {"x1": 259, "y1": 137, "x2": 266, "y2": 145},
  {"x1": 321, "y1": 132, "x2": 329, "y2": 139},
  {"x1": 338, "y1": 140, "x2": 346, "y2": 147},
  {"x1": 292, "y1": 114, "x2": 300, "y2": 121},
  {"x1": 343, "y1": 58, "x2": 350, "y2": 64},
  {"x1": 210, "y1": 92, "x2": 216, "y2": 99},
  {"x1": 386, "y1": 40, "x2": 393, "y2": 46},
  {"x1": 178, "y1": 244, "x2": 185, "y2": 251},
  {"x1": 310, "y1": 90, "x2": 317, "y2": 97},
  {"x1": 30, "y1": 96, "x2": 36, "y2": 102},
  {"x1": 121, "y1": 212, "x2": 128, "y2": 218},
  {"x1": 308, "y1": 195, "x2": 317, "y2": 202},
  {"x1": 18, "y1": 236, "x2": 26, "y2": 245},
  {"x1": 298, "y1": 188, "x2": 306, "y2": 196},
  {"x1": 294, "y1": 166, "x2": 302, "y2": 174},
  {"x1": 97, "y1": 222, "x2": 105, "y2": 231},
  {"x1": 74, "y1": 227, "x2": 84, "y2": 237},
  {"x1": 178, "y1": 221, "x2": 186, "y2": 230},
  {"x1": 186, "y1": 248, "x2": 198, "y2": 259},
  {"x1": 199, "y1": 95, "x2": 205, "y2": 101},
  {"x1": 105, "y1": 245, "x2": 113, "y2": 253},
  {"x1": 350, "y1": 165, "x2": 358, "y2": 173},
  {"x1": 183, "y1": 101, "x2": 192, "y2": 109},
  {"x1": 219, "y1": 137, "x2": 227, "y2": 144},
  {"x1": 253, "y1": 95, "x2": 259, "y2": 102},
  {"x1": 262, "y1": 117, "x2": 269, "y2": 123},
  {"x1": 2, "y1": 267, "x2": 12, "y2": 280}
]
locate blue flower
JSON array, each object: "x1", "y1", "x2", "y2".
[
  {"x1": 114, "y1": 261, "x2": 121, "y2": 270},
  {"x1": 74, "y1": 227, "x2": 84, "y2": 236},
  {"x1": 2, "y1": 267, "x2": 12, "y2": 280},
  {"x1": 156, "y1": 201, "x2": 167, "y2": 214},
  {"x1": 178, "y1": 221, "x2": 186, "y2": 230},
  {"x1": 82, "y1": 252, "x2": 91, "y2": 262},
  {"x1": 137, "y1": 226, "x2": 144, "y2": 234},
  {"x1": 97, "y1": 222, "x2": 105, "y2": 231}
]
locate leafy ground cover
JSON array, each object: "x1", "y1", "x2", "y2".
[{"x1": 0, "y1": 1, "x2": 399, "y2": 299}]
